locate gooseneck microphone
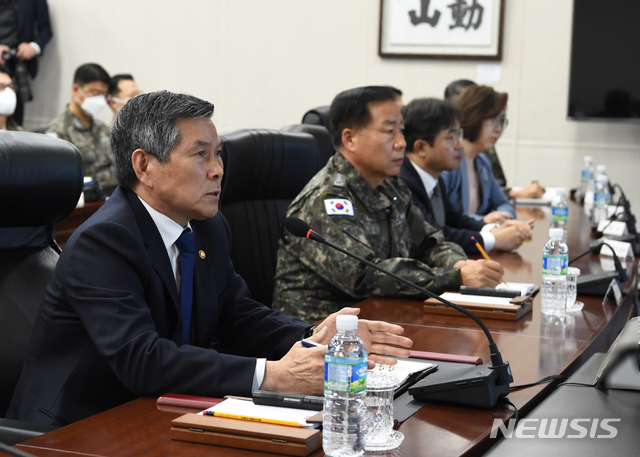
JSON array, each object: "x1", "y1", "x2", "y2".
[
  {"x1": 569, "y1": 240, "x2": 629, "y2": 284},
  {"x1": 285, "y1": 216, "x2": 513, "y2": 408}
]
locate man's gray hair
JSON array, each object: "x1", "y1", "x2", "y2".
[{"x1": 110, "y1": 90, "x2": 214, "y2": 189}]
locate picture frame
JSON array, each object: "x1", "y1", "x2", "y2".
[{"x1": 379, "y1": 0, "x2": 505, "y2": 60}]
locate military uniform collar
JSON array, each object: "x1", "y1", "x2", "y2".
[
  {"x1": 331, "y1": 151, "x2": 403, "y2": 212},
  {"x1": 64, "y1": 105, "x2": 93, "y2": 131}
]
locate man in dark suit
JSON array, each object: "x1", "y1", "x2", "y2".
[
  {"x1": 399, "y1": 98, "x2": 531, "y2": 254},
  {"x1": 0, "y1": 0, "x2": 52, "y2": 124},
  {"x1": 7, "y1": 90, "x2": 412, "y2": 426}
]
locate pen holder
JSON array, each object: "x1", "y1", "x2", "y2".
[{"x1": 364, "y1": 369, "x2": 403, "y2": 451}]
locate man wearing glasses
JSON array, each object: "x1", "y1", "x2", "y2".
[
  {"x1": 45, "y1": 63, "x2": 114, "y2": 182},
  {"x1": 400, "y1": 98, "x2": 531, "y2": 255}
]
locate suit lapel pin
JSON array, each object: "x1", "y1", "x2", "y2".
[{"x1": 199, "y1": 250, "x2": 206, "y2": 259}]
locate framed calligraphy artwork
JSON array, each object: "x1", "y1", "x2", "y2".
[{"x1": 379, "y1": 0, "x2": 505, "y2": 60}]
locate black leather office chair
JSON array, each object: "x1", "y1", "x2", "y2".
[
  {"x1": 301, "y1": 105, "x2": 330, "y2": 129},
  {"x1": 0, "y1": 131, "x2": 83, "y2": 444},
  {"x1": 219, "y1": 129, "x2": 322, "y2": 307},
  {"x1": 281, "y1": 124, "x2": 335, "y2": 167}
]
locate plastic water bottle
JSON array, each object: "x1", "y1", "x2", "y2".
[
  {"x1": 541, "y1": 228, "x2": 568, "y2": 316},
  {"x1": 578, "y1": 156, "x2": 594, "y2": 200},
  {"x1": 323, "y1": 315, "x2": 367, "y2": 457},
  {"x1": 550, "y1": 188, "x2": 568, "y2": 238},
  {"x1": 592, "y1": 170, "x2": 610, "y2": 224}
]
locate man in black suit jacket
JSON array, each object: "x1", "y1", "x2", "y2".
[
  {"x1": 8, "y1": 90, "x2": 412, "y2": 426},
  {"x1": 0, "y1": 0, "x2": 52, "y2": 123},
  {"x1": 399, "y1": 98, "x2": 531, "y2": 255}
]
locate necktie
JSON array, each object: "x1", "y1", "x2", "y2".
[
  {"x1": 175, "y1": 228, "x2": 195, "y2": 345},
  {"x1": 431, "y1": 184, "x2": 446, "y2": 228}
]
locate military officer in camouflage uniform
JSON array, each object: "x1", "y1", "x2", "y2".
[
  {"x1": 45, "y1": 63, "x2": 113, "y2": 182},
  {"x1": 273, "y1": 86, "x2": 504, "y2": 321}
]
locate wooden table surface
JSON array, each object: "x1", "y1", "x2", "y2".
[{"x1": 17, "y1": 201, "x2": 637, "y2": 457}]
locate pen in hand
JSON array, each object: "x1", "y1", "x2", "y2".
[
  {"x1": 301, "y1": 339, "x2": 324, "y2": 348},
  {"x1": 471, "y1": 236, "x2": 507, "y2": 284}
]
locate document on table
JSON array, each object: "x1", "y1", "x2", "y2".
[{"x1": 496, "y1": 282, "x2": 538, "y2": 296}]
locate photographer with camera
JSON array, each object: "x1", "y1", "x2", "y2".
[{"x1": 0, "y1": 0, "x2": 52, "y2": 125}]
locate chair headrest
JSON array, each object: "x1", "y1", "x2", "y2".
[
  {"x1": 281, "y1": 124, "x2": 335, "y2": 167},
  {"x1": 0, "y1": 131, "x2": 84, "y2": 227},
  {"x1": 220, "y1": 129, "x2": 321, "y2": 205},
  {"x1": 301, "y1": 105, "x2": 331, "y2": 129}
]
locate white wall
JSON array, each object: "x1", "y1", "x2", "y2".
[{"x1": 25, "y1": 0, "x2": 640, "y2": 212}]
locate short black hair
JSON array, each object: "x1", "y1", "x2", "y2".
[
  {"x1": 402, "y1": 98, "x2": 458, "y2": 151},
  {"x1": 329, "y1": 85, "x2": 402, "y2": 149},
  {"x1": 110, "y1": 91, "x2": 214, "y2": 189},
  {"x1": 73, "y1": 63, "x2": 110, "y2": 86},
  {"x1": 108, "y1": 74, "x2": 134, "y2": 97},
  {"x1": 444, "y1": 79, "x2": 476, "y2": 102}
]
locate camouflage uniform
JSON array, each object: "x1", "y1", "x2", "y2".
[
  {"x1": 45, "y1": 106, "x2": 114, "y2": 181},
  {"x1": 273, "y1": 152, "x2": 467, "y2": 321}
]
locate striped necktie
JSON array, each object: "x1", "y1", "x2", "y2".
[{"x1": 431, "y1": 183, "x2": 446, "y2": 228}]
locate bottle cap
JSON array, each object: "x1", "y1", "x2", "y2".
[
  {"x1": 596, "y1": 164, "x2": 607, "y2": 173},
  {"x1": 584, "y1": 156, "x2": 592, "y2": 162},
  {"x1": 549, "y1": 228, "x2": 564, "y2": 240},
  {"x1": 335, "y1": 314, "x2": 358, "y2": 331}
]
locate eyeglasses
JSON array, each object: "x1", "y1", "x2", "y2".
[
  {"x1": 0, "y1": 82, "x2": 15, "y2": 92},
  {"x1": 80, "y1": 85, "x2": 107, "y2": 98},
  {"x1": 488, "y1": 115, "x2": 508, "y2": 130},
  {"x1": 444, "y1": 127, "x2": 464, "y2": 145}
]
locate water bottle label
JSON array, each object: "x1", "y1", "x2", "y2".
[
  {"x1": 594, "y1": 192, "x2": 610, "y2": 206},
  {"x1": 542, "y1": 255, "x2": 568, "y2": 275},
  {"x1": 581, "y1": 170, "x2": 593, "y2": 180},
  {"x1": 551, "y1": 207, "x2": 568, "y2": 221},
  {"x1": 324, "y1": 357, "x2": 367, "y2": 393}
]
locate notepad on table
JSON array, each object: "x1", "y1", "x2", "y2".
[{"x1": 201, "y1": 398, "x2": 319, "y2": 428}]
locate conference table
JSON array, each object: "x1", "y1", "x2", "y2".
[{"x1": 15, "y1": 200, "x2": 637, "y2": 457}]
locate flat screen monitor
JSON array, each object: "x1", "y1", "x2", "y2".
[{"x1": 567, "y1": 0, "x2": 640, "y2": 122}]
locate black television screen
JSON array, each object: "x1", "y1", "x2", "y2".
[{"x1": 568, "y1": 0, "x2": 640, "y2": 121}]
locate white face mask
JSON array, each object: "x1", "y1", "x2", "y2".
[
  {"x1": 0, "y1": 87, "x2": 17, "y2": 117},
  {"x1": 80, "y1": 94, "x2": 107, "y2": 117}
]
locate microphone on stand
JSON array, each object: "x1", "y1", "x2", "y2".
[
  {"x1": 284, "y1": 216, "x2": 513, "y2": 408},
  {"x1": 569, "y1": 240, "x2": 629, "y2": 295}
]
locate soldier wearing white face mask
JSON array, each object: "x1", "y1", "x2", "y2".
[
  {"x1": 0, "y1": 63, "x2": 23, "y2": 131},
  {"x1": 44, "y1": 63, "x2": 114, "y2": 182}
]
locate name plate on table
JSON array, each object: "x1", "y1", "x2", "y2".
[
  {"x1": 597, "y1": 220, "x2": 628, "y2": 236},
  {"x1": 600, "y1": 240, "x2": 635, "y2": 260},
  {"x1": 424, "y1": 292, "x2": 533, "y2": 321}
]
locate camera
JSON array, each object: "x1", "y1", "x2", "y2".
[
  {"x1": 1, "y1": 49, "x2": 32, "y2": 102},
  {"x1": 1, "y1": 48, "x2": 18, "y2": 63}
]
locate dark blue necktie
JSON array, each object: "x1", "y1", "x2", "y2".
[{"x1": 175, "y1": 228, "x2": 195, "y2": 345}]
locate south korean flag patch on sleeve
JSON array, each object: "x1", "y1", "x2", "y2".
[{"x1": 324, "y1": 198, "x2": 355, "y2": 216}]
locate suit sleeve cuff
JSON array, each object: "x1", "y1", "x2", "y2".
[
  {"x1": 29, "y1": 42, "x2": 42, "y2": 55},
  {"x1": 252, "y1": 358, "x2": 266, "y2": 392}
]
